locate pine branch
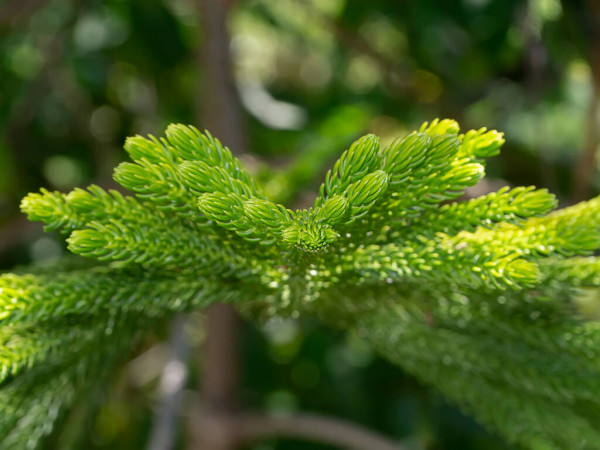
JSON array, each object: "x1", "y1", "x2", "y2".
[
  {"x1": 0, "y1": 312, "x2": 160, "y2": 449},
  {"x1": 0, "y1": 266, "x2": 250, "y2": 327},
  {"x1": 4, "y1": 119, "x2": 600, "y2": 449}
]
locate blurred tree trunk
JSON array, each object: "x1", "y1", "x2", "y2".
[
  {"x1": 573, "y1": 82, "x2": 600, "y2": 202},
  {"x1": 572, "y1": 0, "x2": 600, "y2": 202},
  {"x1": 195, "y1": 0, "x2": 247, "y2": 155},
  {"x1": 521, "y1": 5, "x2": 557, "y2": 194},
  {"x1": 190, "y1": 0, "x2": 244, "y2": 449}
]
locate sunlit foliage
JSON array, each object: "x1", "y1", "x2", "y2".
[{"x1": 2, "y1": 120, "x2": 600, "y2": 448}]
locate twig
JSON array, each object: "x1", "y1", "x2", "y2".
[
  {"x1": 147, "y1": 314, "x2": 189, "y2": 450},
  {"x1": 235, "y1": 413, "x2": 406, "y2": 450}
]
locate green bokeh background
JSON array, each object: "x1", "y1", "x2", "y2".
[{"x1": 0, "y1": 0, "x2": 597, "y2": 448}]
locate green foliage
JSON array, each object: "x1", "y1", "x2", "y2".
[{"x1": 4, "y1": 120, "x2": 600, "y2": 449}]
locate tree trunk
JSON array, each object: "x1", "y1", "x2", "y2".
[{"x1": 190, "y1": 0, "x2": 245, "y2": 449}]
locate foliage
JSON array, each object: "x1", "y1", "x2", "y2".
[{"x1": 2, "y1": 119, "x2": 600, "y2": 449}]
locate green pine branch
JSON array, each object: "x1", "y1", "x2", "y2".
[{"x1": 2, "y1": 119, "x2": 600, "y2": 449}]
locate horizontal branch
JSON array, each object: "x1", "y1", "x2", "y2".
[{"x1": 235, "y1": 412, "x2": 406, "y2": 450}]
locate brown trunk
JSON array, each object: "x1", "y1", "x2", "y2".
[
  {"x1": 195, "y1": 0, "x2": 247, "y2": 155},
  {"x1": 190, "y1": 0, "x2": 245, "y2": 449},
  {"x1": 572, "y1": 0, "x2": 600, "y2": 202},
  {"x1": 572, "y1": 82, "x2": 600, "y2": 202},
  {"x1": 190, "y1": 304, "x2": 240, "y2": 450}
]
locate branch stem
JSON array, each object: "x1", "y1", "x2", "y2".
[{"x1": 235, "y1": 413, "x2": 405, "y2": 450}]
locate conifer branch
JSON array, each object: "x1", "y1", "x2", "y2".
[{"x1": 3, "y1": 119, "x2": 600, "y2": 449}]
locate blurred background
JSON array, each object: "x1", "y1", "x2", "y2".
[{"x1": 0, "y1": 0, "x2": 599, "y2": 448}]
